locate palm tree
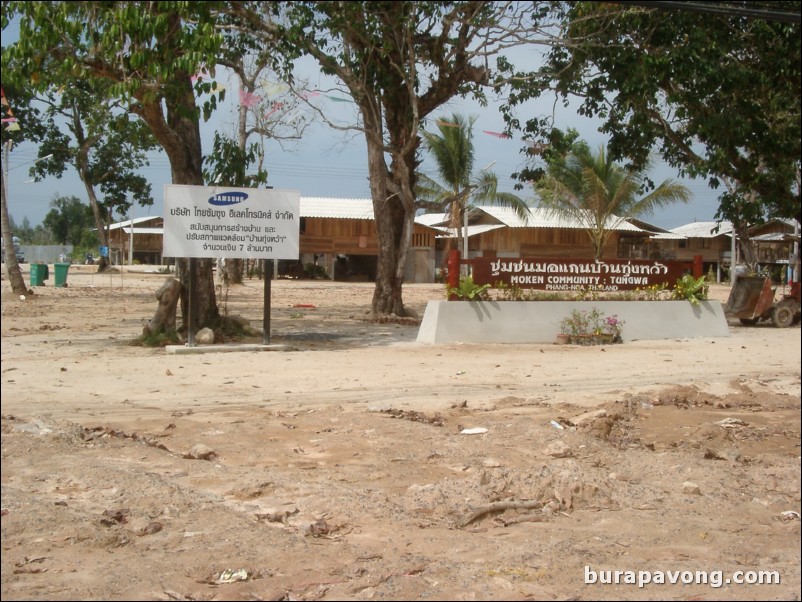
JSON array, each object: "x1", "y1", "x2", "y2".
[
  {"x1": 535, "y1": 142, "x2": 691, "y2": 260},
  {"x1": 417, "y1": 113, "x2": 529, "y2": 270}
]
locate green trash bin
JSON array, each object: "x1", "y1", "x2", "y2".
[
  {"x1": 54, "y1": 262, "x2": 70, "y2": 287},
  {"x1": 30, "y1": 263, "x2": 49, "y2": 286}
]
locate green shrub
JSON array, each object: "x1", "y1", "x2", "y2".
[
  {"x1": 448, "y1": 275, "x2": 490, "y2": 300},
  {"x1": 304, "y1": 263, "x2": 329, "y2": 279},
  {"x1": 671, "y1": 274, "x2": 709, "y2": 305},
  {"x1": 135, "y1": 329, "x2": 181, "y2": 347}
]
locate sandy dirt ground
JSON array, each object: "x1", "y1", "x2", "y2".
[{"x1": 1, "y1": 264, "x2": 800, "y2": 601}]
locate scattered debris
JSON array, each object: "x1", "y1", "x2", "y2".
[
  {"x1": 183, "y1": 444, "x2": 217, "y2": 461},
  {"x1": 79, "y1": 425, "x2": 171, "y2": 452},
  {"x1": 215, "y1": 568, "x2": 249, "y2": 584},
  {"x1": 255, "y1": 508, "x2": 299, "y2": 524},
  {"x1": 13, "y1": 556, "x2": 50, "y2": 575},
  {"x1": 703, "y1": 447, "x2": 742, "y2": 462},
  {"x1": 544, "y1": 440, "x2": 572, "y2": 458},
  {"x1": 100, "y1": 508, "x2": 130, "y2": 526},
  {"x1": 682, "y1": 481, "x2": 702, "y2": 495},
  {"x1": 305, "y1": 517, "x2": 350, "y2": 538},
  {"x1": 137, "y1": 521, "x2": 163, "y2": 536},
  {"x1": 716, "y1": 417, "x2": 748, "y2": 428},
  {"x1": 571, "y1": 409, "x2": 607, "y2": 428},
  {"x1": 549, "y1": 418, "x2": 576, "y2": 431},
  {"x1": 381, "y1": 408, "x2": 445, "y2": 427},
  {"x1": 459, "y1": 500, "x2": 545, "y2": 528}
]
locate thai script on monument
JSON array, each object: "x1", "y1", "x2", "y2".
[
  {"x1": 490, "y1": 259, "x2": 670, "y2": 277},
  {"x1": 471, "y1": 258, "x2": 690, "y2": 291}
]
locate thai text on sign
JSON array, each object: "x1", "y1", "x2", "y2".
[
  {"x1": 163, "y1": 185, "x2": 300, "y2": 260},
  {"x1": 471, "y1": 257, "x2": 692, "y2": 291}
]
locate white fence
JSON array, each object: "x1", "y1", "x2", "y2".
[{"x1": 20, "y1": 245, "x2": 74, "y2": 264}]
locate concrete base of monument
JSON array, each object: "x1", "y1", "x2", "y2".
[{"x1": 415, "y1": 300, "x2": 731, "y2": 344}]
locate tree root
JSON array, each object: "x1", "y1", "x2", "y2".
[{"x1": 459, "y1": 500, "x2": 544, "y2": 528}]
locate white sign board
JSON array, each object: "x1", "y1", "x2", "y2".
[{"x1": 163, "y1": 185, "x2": 300, "y2": 260}]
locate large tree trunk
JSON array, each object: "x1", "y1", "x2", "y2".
[
  {"x1": 177, "y1": 257, "x2": 219, "y2": 334},
  {"x1": 81, "y1": 173, "x2": 112, "y2": 272},
  {"x1": 735, "y1": 224, "x2": 760, "y2": 272},
  {"x1": 134, "y1": 75, "x2": 220, "y2": 335},
  {"x1": 72, "y1": 105, "x2": 113, "y2": 274},
  {"x1": 225, "y1": 258, "x2": 244, "y2": 285},
  {"x1": 144, "y1": 277, "x2": 182, "y2": 335},
  {"x1": 1, "y1": 164, "x2": 29, "y2": 296},
  {"x1": 360, "y1": 53, "x2": 423, "y2": 318},
  {"x1": 363, "y1": 110, "x2": 411, "y2": 316},
  {"x1": 371, "y1": 194, "x2": 408, "y2": 316}
]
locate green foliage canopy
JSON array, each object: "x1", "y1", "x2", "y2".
[
  {"x1": 43, "y1": 195, "x2": 97, "y2": 247},
  {"x1": 225, "y1": 1, "x2": 559, "y2": 315},
  {"x1": 2, "y1": 1, "x2": 230, "y2": 327},
  {"x1": 2, "y1": 1, "x2": 227, "y2": 183},
  {"x1": 501, "y1": 2, "x2": 801, "y2": 224},
  {"x1": 417, "y1": 113, "x2": 530, "y2": 233},
  {"x1": 535, "y1": 141, "x2": 691, "y2": 259}
]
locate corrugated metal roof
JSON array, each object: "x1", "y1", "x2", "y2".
[
  {"x1": 108, "y1": 216, "x2": 161, "y2": 230},
  {"x1": 650, "y1": 232, "x2": 687, "y2": 240},
  {"x1": 435, "y1": 224, "x2": 507, "y2": 239},
  {"x1": 627, "y1": 218, "x2": 671, "y2": 234},
  {"x1": 415, "y1": 213, "x2": 450, "y2": 227},
  {"x1": 108, "y1": 200, "x2": 691, "y2": 235},
  {"x1": 752, "y1": 232, "x2": 800, "y2": 242},
  {"x1": 108, "y1": 225, "x2": 163, "y2": 235},
  {"x1": 473, "y1": 206, "x2": 644, "y2": 231},
  {"x1": 767, "y1": 218, "x2": 797, "y2": 229},
  {"x1": 300, "y1": 197, "x2": 375, "y2": 219},
  {"x1": 303, "y1": 198, "x2": 457, "y2": 228},
  {"x1": 669, "y1": 221, "x2": 733, "y2": 238}
]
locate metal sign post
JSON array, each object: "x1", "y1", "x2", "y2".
[
  {"x1": 263, "y1": 259, "x2": 271, "y2": 345},
  {"x1": 187, "y1": 257, "x2": 196, "y2": 346}
]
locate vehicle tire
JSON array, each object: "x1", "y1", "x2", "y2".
[
  {"x1": 771, "y1": 306, "x2": 794, "y2": 328},
  {"x1": 739, "y1": 317, "x2": 759, "y2": 326}
]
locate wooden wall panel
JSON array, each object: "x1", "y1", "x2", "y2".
[{"x1": 477, "y1": 228, "x2": 620, "y2": 259}]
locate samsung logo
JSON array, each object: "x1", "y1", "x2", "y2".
[{"x1": 208, "y1": 191, "x2": 248, "y2": 206}]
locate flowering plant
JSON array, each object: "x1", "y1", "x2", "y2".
[
  {"x1": 602, "y1": 314, "x2": 624, "y2": 341},
  {"x1": 560, "y1": 308, "x2": 593, "y2": 335},
  {"x1": 559, "y1": 307, "x2": 624, "y2": 342}
]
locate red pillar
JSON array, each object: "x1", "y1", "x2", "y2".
[
  {"x1": 693, "y1": 254, "x2": 703, "y2": 279},
  {"x1": 447, "y1": 249, "x2": 460, "y2": 300}
]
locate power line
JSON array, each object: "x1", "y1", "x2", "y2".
[{"x1": 612, "y1": 1, "x2": 801, "y2": 23}]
